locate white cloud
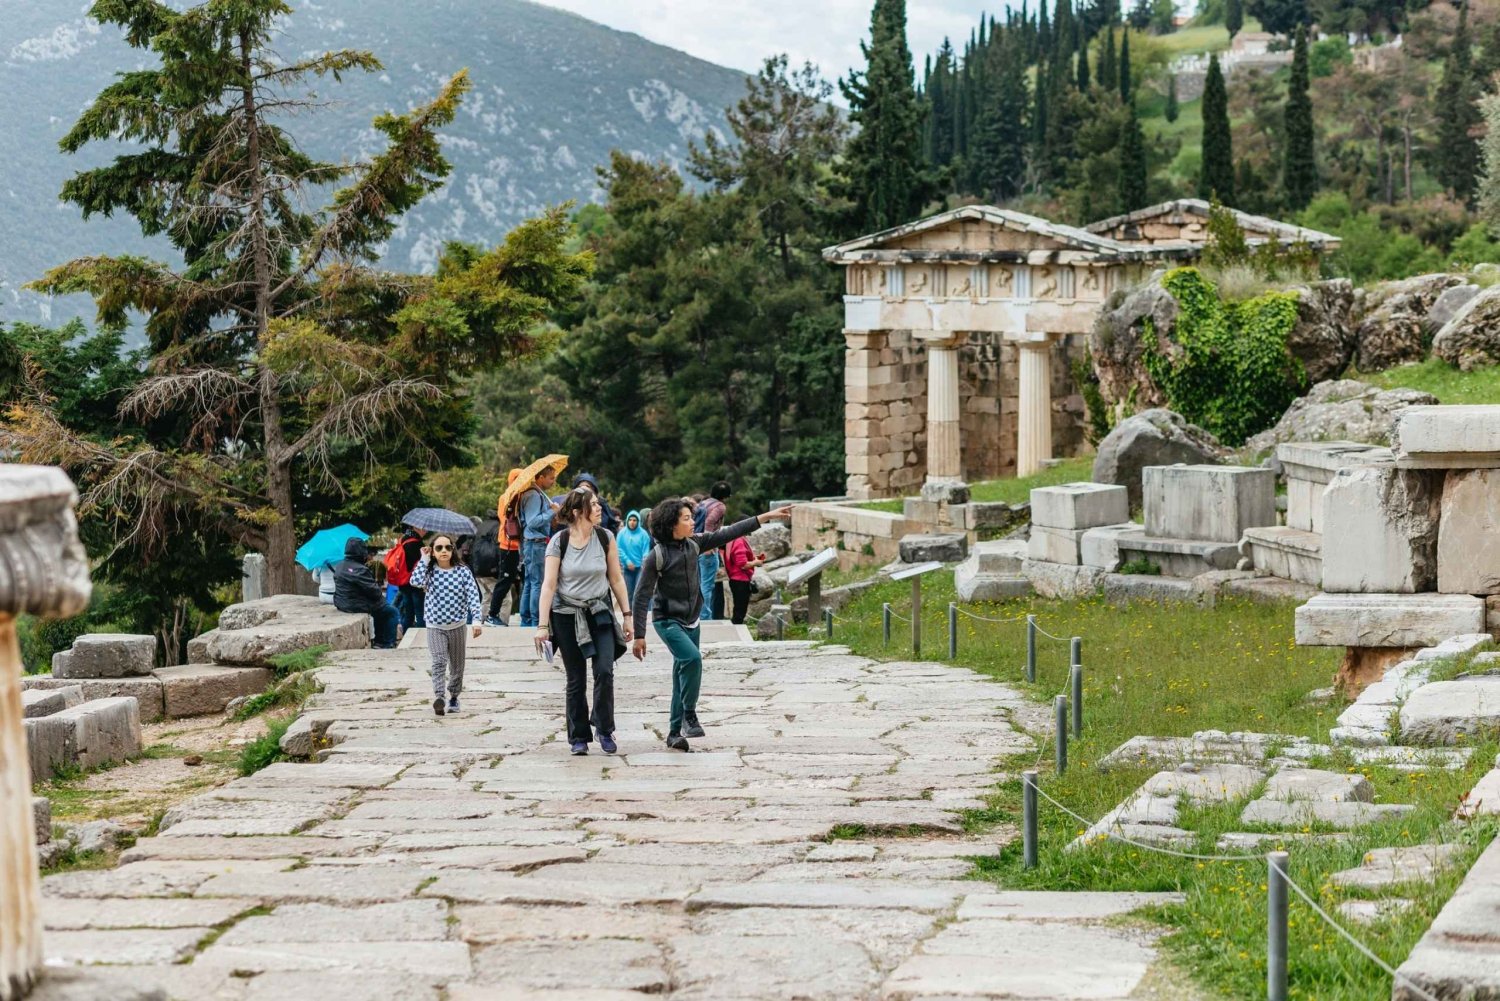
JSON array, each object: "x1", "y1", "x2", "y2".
[{"x1": 537, "y1": 1, "x2": 1003, "y2": 83}]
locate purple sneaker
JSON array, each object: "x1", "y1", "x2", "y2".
[
  {"x1": 570, "y1": 741, "x2": 588, "y2": 756},
  {"x1": 598, "y1": 733, "x2": 617, "y2": 754}
]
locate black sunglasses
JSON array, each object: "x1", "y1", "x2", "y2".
[{"x1": 433, "y1": 544, "x2": 453, "y2": 551}]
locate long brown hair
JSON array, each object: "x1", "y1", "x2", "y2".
[{"x1": 558, "y1": 486, "x2": 597, "y2": 527}]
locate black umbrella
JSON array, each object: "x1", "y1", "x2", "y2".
[{"x1": 401, "y1": 508, "x2": 477, "y2": 536}]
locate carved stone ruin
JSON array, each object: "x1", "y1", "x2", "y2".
[{"x1": 0, "y1": 466, "x2": 91, "y2": 1001}]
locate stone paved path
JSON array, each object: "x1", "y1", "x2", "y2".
[{"x1": 34, "y1": 627, "x2": 1182, "y2": 1000}]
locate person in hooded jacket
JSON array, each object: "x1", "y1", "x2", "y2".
[
  {"x1": 332, "y1": 537, "x2": 401, "y2": 649},
  {"x1": 631, "y1": 498, "x2": 793, "y2": 751},
  {"x1": 562, "y1": 472, "x2": 619, "y2": 534},
  {"x1": 616, "y1": 509, "x2": 651, "y2": 604}
]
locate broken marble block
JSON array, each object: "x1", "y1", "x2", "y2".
[
  {"x1": 1399, "y1": 676, "x2": 1500, "y2": 745},
  {"x1": 897, "y1": 533, "x2": 968, "y2": 564},
  {"x1": 1320, "y1": 464, "x2": 1441, "y2": 593},
  {"x1": 1295, "y1": 593, "x2": 1485, "y2": 649},
  {"x1": 1030, "y1": 482, "x2": 1128, "y2": 530},
  {"x1": 1437, "y1": 468, "x2": 1500, "y2": 594},
  {"x1": 1027, "y1": 525, "x2": 1086, "y2": 565},
  {"x1": 209, "y1": 594, "x2": 370, "y2": 666},
  {"x1": 1278, "y1": 441, "x2": 1394, "y2": 534},
  {"x1": 1080, "y1": 524, "x2": 1143, "y2": 571},
  {"x1": 1331, "y1": 844, "x2": 1464, "y2": 890},
  {"x1": 52, "y1": 633, "x2": 157, "y2": 679},
  {"x1": 1238, "y1": 527, "x2": 1321, "y2": 587},
  {"x1": 1395, "y1": 404, "x2": 1500, "y2": 467},
  {"x1": 1142, "y1": 465, "x2": 1276, "y2": 544}
]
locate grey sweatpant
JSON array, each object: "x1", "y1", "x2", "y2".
[{"x1": 427, "y1": 624, "x2": 467, "y2": 700}]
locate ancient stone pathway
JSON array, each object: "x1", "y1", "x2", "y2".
[{"x1": 34, "y1": 627, "x2": 1183, "y2": 1001}]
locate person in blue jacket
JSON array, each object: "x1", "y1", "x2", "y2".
[
  {"x1": 616, "y1": 509, "x2": 652, "y2": 604},
  {"x1": 518, "y1": 466, "x2": 561, "y2": 628}
]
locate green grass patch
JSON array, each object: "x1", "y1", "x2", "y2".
[
  {"x1": 827, "y1": 575, "x2": 1493, "y2": 1001},
  {"x1": 854, "y1": 498, "x2": 905, "y2": 514},
  {"x1": 265, "y1": 644, "x2": 330, "y2": 679},
  {"x1": 237, "y1": 717, "x2": 292, "y2": 776},
  {"x1": 1364, "y1": 358, "x2": 1500, "y2": 406},
  {"x1": 234, "y1": 671, "x2": 321, "y2": 721},
  {"x1": 968, "y1": 457, "x2": 1098, "y2": 505}
]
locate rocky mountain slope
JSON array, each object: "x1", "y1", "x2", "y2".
[{"x1": 0, "y1": 0, "x2": 748, "y2": 326}]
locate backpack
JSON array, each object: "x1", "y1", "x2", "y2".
[
  {"x1": 502, "y1": 495, "x2": 523, "y2": 543},
  {"x1": 472, "y1": 519, "x2": 500, "y2": 577},
  {"x1": 383, "y1": 541, "x2": 412, "y2": 587}
]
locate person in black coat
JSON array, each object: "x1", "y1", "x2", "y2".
[{"x1": 333, "y1": 538, "x2": 401, "y2": 649}]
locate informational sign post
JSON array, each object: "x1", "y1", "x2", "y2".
[
  {"x1": 787, "y1": 547, "x2": 837, "y2": 627},
  {"x1": 890, "y1": 561, "x2": 943, "y2": 655}
]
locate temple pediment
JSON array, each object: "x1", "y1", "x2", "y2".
[
  {"x1": 824, "y1": 205, "x2": 1160, "y2": 266},
  {"x1": 1086, "y1": 198, "x2": 1341, "y2": 250}
]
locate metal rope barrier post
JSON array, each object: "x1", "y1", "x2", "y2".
[
  {"x1": 823, "y1": 608, "x2": 833, "y2": 640},
  {"x1": 947, "y1": 602, "x2": 957, "y2": 660},
  {"x1": 1268, "y1": 851, "x2": 1289, "y2": 1001},
  {"x1": 1026, "y1": 614, "x2": 1037, "y2": 682},
  {"x1": 775, "y1": 615, "x2": 785, "y2": 641},
  {"x1": 1070, "y1": 635, "x2": 1082, "y2": 671},
  {"x1": 1070, "y1": 662, "x2": 1083, "y2": 739},
  {"x1": 1054, "y1": 695, "x2": 1068, "y2": 774},
  {"x1": 882, "y1": 603, "x2": 891, "y2": 647},
  {"x1": 1022, "y1": 770, "x2": 1038, "y2": 870}
]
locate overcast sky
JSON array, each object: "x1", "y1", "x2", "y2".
[{"x1": 538, "y1": 1, "x2": 1005, "y2": 82}]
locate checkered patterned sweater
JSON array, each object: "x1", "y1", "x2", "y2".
[{"x1": 412, "y1": 557, "x2": 483, "y2": 626}]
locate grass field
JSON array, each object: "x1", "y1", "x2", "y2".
[
  {"x1": 1365, "y1": 358, "x2": 1500, "y2": 405},
  {"x1": 853, "y1": 456, "x2": 1097, "y2": 513},
  {"x1": 823, "y1": 577, "x2": 1494, "y2": 1001}
]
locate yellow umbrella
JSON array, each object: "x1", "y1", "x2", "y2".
[{"x1": 497, "y1": 453, "x2": 569, "y2": 519}]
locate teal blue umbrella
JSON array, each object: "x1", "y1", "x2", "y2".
[{"x1": 296, "y1": 523, "x2": 367, "y2": 571}]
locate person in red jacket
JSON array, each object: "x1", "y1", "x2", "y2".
[{"x1": 723, "y1": 532, "x2": 766, "y2": 625}]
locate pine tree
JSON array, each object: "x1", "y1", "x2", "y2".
[
  {"x1": 1098, "y1": 28, "x2": 1117, "y2": 99},
  {"x1": 1165, "y1": 73, "x2": 1179, "y2": 122},
  {"x1": 1282, "y1": 24, "x2": 1316, "y2": 211},
  {"x1": 1435, "y1": 1, "x2": 1481, "y2": 203},
  {"x1": 1225, "y1": 0, "x2": 1244, "y2": 39},
  {"x1": 838, "y1": 0, "x2": 932, "y2": 232},
  {"x1": 1119, "y1": 28, "x2": 1132, "y2": 101},
  {"x1": 970, "y1": 34, "x2": 1031, "y2": 201},
  {"x1": 1118, "y1": 101, "x2": 1149, "y2": 211},
  {"x1": 1199, "y1": 54, "x2": 1236, "y2": 203},
  {"x1": 926, "y1": 40, "x2": 957, "y2": 167},
  {"x1": 1477, "y1": 16, "x2": 1500, "y2": 88},
  {"x1": 1077, "y1": 40, "x2": 1091, "y2": 90}
]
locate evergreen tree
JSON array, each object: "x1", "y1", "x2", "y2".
[
  {"x1": 1225, "y1": 0, "x2": 1244, "y2": 39},
  {"x1": 1282, "y1": 24, "x2": 1316, "y2": 210},
  {"x1": 1434, "y1": 1, "x2": 1481, "y2": 203},
  {"x1": 838, "y1": 0, "x2": 932, "y2": 232},
  {"x1": 1077, "y1": 40, "x2": 1091, "y2": 89},
  {"x1": 925, "y1": 40, "x2": 957, "y2": 167},
  {"x1": 1098, "y1": 28, "x2": 1118, "y2": 99},
  {"x1": 1198, "y1": 54, "x2": 1236, "y2": 203},
  {"x1": 1476, "y1": 16, "x2": 1500, "y2": 88},
  {"x1": 1118, "y1": 101, "x2": 1149, "y2": 211},
  {"x1": 970, "y1": 34, "x2": 1031, "y2": 201},
  {"x1": 1165, "y1": 73, "x2": 1179, "y2": 122},
  {"x1": 1119, "y1": 29, "x2": 1132, "y2": 100}
]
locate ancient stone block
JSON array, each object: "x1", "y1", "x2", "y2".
[
  {"x1": 1080, "y1": 524, "x2": 1143, "y2": 571},
  {"x1": 1027, "y1": 525, "x2": 1086, "y2": 565},
  {"x1": 1437, "y1": 469, "x2": 1500, "y2": 594},
  {"x1": 970, "y1": 539, "x2": 1027, "y2": 575},
  {"x1": 55, "y1": 697, "x2": 142, "y2": 770},
  {"x1": 1320, "y1": 464, "x2": 1441, "y2": 593},
  {"x1": 1239, "y1": 526, "x2": 1322, "y2": 586},
  {"x1": 21, "y1": 688, "x2": 77, "y2": 719},
  {"x1": 155, "y1": 665, "x2": 275, "y2": 718},
  {"x1": 1294, "y1": 593, "x2": 1485, "y2": 648},
  {"x1": 33, "y1": 798, "x2": 50, "y2": 845},
  {"x1": 1113, "y1": 534, "x2": 1240, "y2": 577},
  {"x1": 53, "y1": 633, "x2": 156, "y2": 679},
  {"x1": 1396, "y1": 404, "x2": 1500, "y2": 467},
  {"x1": 1101, "y1": 573, "x2": 1202, "y2": 605},
  {"x1": 211, "y1": 594, "x2": 371, "y2": 666},
  {"x1": 897, "y1": 533, "x2": 968, "y2": 564},
  {"x1": 1029, "y1": 482, "x2": 1128, "y2": 530},
  {"x1": 1399, "y1": 676, "x2": 1500, "y2": 744},
  {"x1": 1022, "y1": 560, "x2": 1106, "y2": 600},
  {"x1": 21, "y1": 676, "x2": 165, "y2": 723},
  {"x1": 1392, "y1": 837, "x2": 1500, "y2": 999},
  {"x1": 1263, "y1": 768, "x2": 1373, "y2": 803},
  {"x1": 1278, "y1": 441, "x2": 1394, "y2": 533},
  {"x1": 1142, "y1": 465, "x2": 1275, "y2": 544}
]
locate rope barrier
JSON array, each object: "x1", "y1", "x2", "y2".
[
  {"x1": 1031, "y1": 621, "x2": 1074, "y2": 643},
  {"x1": 1030, "y1": 784, "x2": 1264, "y2": 862},
  {"x1": 886, "y1": 608, "x2": 912, "y2": 623},
  {"x1": 953, "y1": 606, "x2": 1030, "y2": 625}
]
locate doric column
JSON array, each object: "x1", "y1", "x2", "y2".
[
  {"x1": 925, "y1": 339, "x2": 962, "y2": 484},
  {"x1": 0, "y1": 467, "x2": 91, "y2": 1001},
  {"x1": 1015, "y1": 338, "x2": 1054, "y2": 478}
]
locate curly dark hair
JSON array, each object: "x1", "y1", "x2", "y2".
[{"x1": 647, "y1": 497, "x2": 693, "y2": 544}]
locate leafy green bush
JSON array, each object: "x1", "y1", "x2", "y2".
[
  {"x1": 238, "y1": 717, "x2": 292, "y2": 776},
  {"x1": 1118, "y1": 558, "x2": 1162, "y2": 575},
  {"x1": 1451, "y1": 223, "x2": 1500, "y2": 268},
  {"x1": 1144, "y1": 268, "x2": 1303, "y2": 445},
  {"x1": 1308, "y1": 36, "x2": 1351, "y2": 77}
]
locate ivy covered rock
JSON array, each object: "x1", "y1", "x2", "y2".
[
  {"x1": 1351, "y1": 273, "x2": 1468, "y2": 372},
  {"x1": 1432, "y1": 285, "x2": 1500, "y2": 371},
  {"x1": 1089, "y1": 274, "x2": 1177, "y2": 410},
  {"x1": 1093, "y1": 409, "x2": 1224, "y2": 509},
  {"x1": 1243, "y1": 380, "x2": 1439, "y2": 454}
]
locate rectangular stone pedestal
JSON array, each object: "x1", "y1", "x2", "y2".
[
  {"x1": 1437, "y1": 468, "x2": 1500, "y2": 594},
  {"x1": 1278, "y1": 441, "x2": 1393, "y2": 533},
  {"x1": 1113, "y1": 535, "x2": 1241, "y2": 577},
  {"x1": 1030, "y1": 482, "x2": 1128, "y2": 530},
  {"x1": 1143, "y1": 465, "x2": 1276, "y2": 544},
  {"x1": 1396, "y1": 404, "x2": 1500, "y2": 467},
  {"x1": 1239, "y1": 526, "x2": 1322, "y2": 586},
  {"x1": 1320, "y1": 465, "x2": 1440, "y2": 593},
  {"x1": 1294, "y1": 593, "x2": 1485, "y2": 648},
  {"x1": 1027, "y1": 526, "x2": 1086, "y2": 565}
]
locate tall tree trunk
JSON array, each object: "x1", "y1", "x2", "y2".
[
  {"x1": 1403, "y1": 120, "x2": 1415, "y2": 202},
  {"x1": 241, "y1": 30, "x2": 297, "y2": 596}
]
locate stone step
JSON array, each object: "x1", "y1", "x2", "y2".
[
  {"x1": 52, "y1": 633, "x2": 157, "y2": 679},
  {"x1": 23, "y1": 676, "x2": 166, "y2": 723},
  {"x1": 1331, "y1": 844, "x2": 1464, "y2": 890},
  {"x1": 22, "y1": 686, "x2": 81, "y2": 719},
  {"x1": 1294, "y1": 592, "x2": 1486, "y2": 648},
  {"x1": 971, "y1": 539, "x2": 1027, "y2": 575},
  {"x1": 1114, "y1": 532, "x2": 1241, "y2": 576},
  {"x1": 208, "y1": 594, "x2": 371, "y2": 667},
  {"x1": 1239, "y1": 526, "x2": 1322, "y2": 587},
  {"x1": 1394, "y1": 835, "x2": 1500, "y2": 998},
  {"x1": 24, "y1": 696, "x2": 142, "y2": 779},
  {"x1": 1239, "y1": 799, "x2": 1413, "y2": 828},
  {"x1": 154, "y1": 665, "x2": 275, "y2": 719},
  {"x1": 1459, "y1": 757, "x2": 1500, "y2": 818},
  {"x1": 1399, "y1": 675, "x2": 1500, "y2": 745}
]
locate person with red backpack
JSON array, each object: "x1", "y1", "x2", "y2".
[{"x1": 387, "y1": 527, "x2": 426, "y2": 630}]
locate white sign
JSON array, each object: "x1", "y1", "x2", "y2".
[
  {"x1": 891, "y1": 560, "x2": 944, "y2": 581},
  {"x1": 787, "y1": 548, "x2": 838, "y2": 588}
]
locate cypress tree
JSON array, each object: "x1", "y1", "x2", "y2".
[
  {"x1": 1435, "y1": 1, "x2": 1481, "y2": 203},
  {"x1": 1118, "y1": 101, "x2": 1149, "y2": 211},
  {"x1": 838, "y1": 0, "x2": 932, "y2": 232},
  {"x1": 1119, "y1": 28, "x2": 1132, "y2": 101},
  {"x1": 1282, "y1": 24, "x2": 1316, "y2": 210},
  {"x1": 1032, "y1": 69, "x2": 1049, "y2": 146},
  {"x1": 1077, "y1": 39, "x2": 1091, "y2": 90},
  {"x1": 971, "y1": 35, "x2": 1031, "y2": 201},
  {"x1": 1198, "y1": 54, "x2": 1236, "y2": 204},
  {"x1": 1165, "y1": 73, "x2": 1179, "y2": 123},
  {"x1": 1098, "y1": 28, "x2": 1117, "y2": 99},
  {"x1": 1225, "y1": 0, "x2": 1243, "y2": 39}
]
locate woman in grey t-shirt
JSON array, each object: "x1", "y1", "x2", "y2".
[{"x1": 537, "y1": 487, "x2": 633, "y2": 755}]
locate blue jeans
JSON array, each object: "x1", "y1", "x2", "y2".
[
  {"x1": 698, "y1": 551, "x2": 719, "y2": 621},
  {"x1": 653, "y1": 618, "x2": 701, "y2": 736},
  {"x1": 623, "y1": 566, "x2": 641, "y2": 606},
  {"x1": 370, "y1": 602, "x2": 400, "y2": 649},
  {"x1": 521, "y1": 539, "x2": 547, "y2": 628}
]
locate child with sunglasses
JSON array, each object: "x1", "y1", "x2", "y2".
[{"x1": 413, "y1": 533, "x2": 483, "y2": 716}]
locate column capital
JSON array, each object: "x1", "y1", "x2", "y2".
[
  {"x1": 1004, "y1": 330, "x2": 1060, "y2": 347},
  {"x1": 843, "y1": 329, "x2": 887, "y2": 350},
  {"x1": 911, "y1": 329, "x2": 966, "y2": 349},
  {"x1": 0, "y1": 466, "x2": 91, "y2": 619}
]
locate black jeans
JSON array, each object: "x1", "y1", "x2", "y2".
[
  {"x1": 398, "y1": 584, "x2": 425, "y2": 629},
  {"x1": 728, "y1": 579, "x2": 752, "y2": 624},
  {"x1": 553, "y1": 609, "x2": 616, "y2": 744},
  {"x1": 488, "y1": 548, "x2": 522, "y2": 619}
]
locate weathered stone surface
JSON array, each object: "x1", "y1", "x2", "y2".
[
  {"x1": 1101, "y1": 573, "x2": 1202, "y2": 606},
  {"x1": 1286, "y1": 277, "x2": 1357, "y2": 383},
  {"x1": 1319, "y1": 466, "x2": 1440, "y2": 594},
  {"x1": 1143, "y1": 464, "x2": 1275, "y2": 544},
  {"x1": 1393, "y1": 835, "x2": 1500, "y2": 1000},
  {"x1": 1262, "y1": 768, "x2": 1373, "y2": 803},
  {"x1": 53, "y1": 633, "x2": 156, "y2": 679},
  {"x1": 1030, "y1": 482, "x2": 1129, "y2": 530},
  {"x1": 211, "y1": 593, "x2": 370, "y2": 666},
  {"x1": 1278, "y1": 440, "x2": 1395, "y2": 533},
  {"x1": 1437, "y1": 468, "x2": 1500, "y2": 594},
  {"x1": 33, "y1": 797, "x2": 50, "y2": 844},
  {"x1": 1113, "y1": 533, "x2": 1240, "y2": 576},
  {"x1": 22, "y1": 676, "x2": 164, "y2": 723},
  {"x1": 43, "y1": 927, "x2": 212, "y2": 966},
  {"x1": 470, "y1": 940, "x2": 667, "y2": 993},
  {"x1": 23, "y1": 688, "x2": 77, "y2": 719},
  {"x1": 897, "y1": 533, "x2": 968, "y2": 564},
  {"x1": 1339, "y1": 898, "x2": 1414, "y2": 925},
  {"x1": 1399, "y1": 676, "x2": 1500, "y2": 744},
  {"x1": 1353, "y1": 272, "x2": 1465, "y2": 372},
  {"x1": 1433, "y1": 283, "x2": 1500, "y2": 370},
  {"x1": 185, "y1": 631, "x2": 216, "y2": 665},
  {"x1": 1396, "y1": 404, "x2": 1500, "y2": 467},
  {"x1": 26, "y1": 696, "x2": 142, "y2": 777},
  {"x1": 1022, "y1": 559, "x2": 1107, "y2": 600},
  {"x1": 43, "y1": 898, "x2": 256, "y2": 931},
  {"x1": 668, "y1": 933, "x2": 878, "y2": 998},
  {"x1": 1080, "y1": 523, "x2": 1141, "y2": 571},
  {"x1": 1245, "y1": 380, "x2": 1438, "y2": 454},
  {"x1": 1088, "y1": 274, "x2": 1178, "y2": 410},
  {"x1": 1092, "y1": 409, "x2": 1223, "y2": 509},
  {"x1": 155, "y1": 664, "x2": 274, "y2": 718},
  {"x1": 1331, "y1": 844, "x2": 1465, "y2": 890},
  {"x1": 1426, "y1": 282, "x2": 1481, "y2": 333},
  {"x1": 1140, "y1": 763, "x2": 1264, "y2": 801},
  {"x1": 1240, "y1": 800, "x2": 1412, "y2": 827},
  {"x1": 953, "y1": 558, "x2": 1032, "y2": 602},
  {"x1": 686, "y1": 881, "x2": 959, "y2": 912},
  {"x1": 1240, "y1": 527, "x2": 1321, "y2": 586},
  {"x1": 1027, "y1": 525, "x2": 1086, "y2": 565},
  {"x1": 1221, "y1": 575, "x2": 1318, "y2": 604},
  {"x1": 746, "y1": 521, "x2": 791, "y2": 563}
]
